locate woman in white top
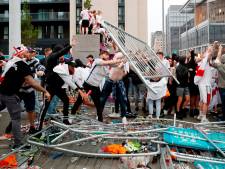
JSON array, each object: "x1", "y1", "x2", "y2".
[
  {"x1": 80, "y1": 8, "x2": 90, "y2": 34},
  {"x1": 146, "y1": 77, "x2": 167, "y2": 119}
]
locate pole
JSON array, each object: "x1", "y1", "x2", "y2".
[
  {"x1": 70, "y1": 0, "x2": 76, "y2": 43},
  {"x1": 162, "y1": 0, "x2": 165, "y2": 54},
  {"x1": 9, "y1": 0, "x2": 21, "y2": 56},
  {"x1": 70, "y1": 0, "x2": 76, "y2": 57}
]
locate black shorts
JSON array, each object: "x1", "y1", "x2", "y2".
[
  {"x1": 82, "y1": 20, "x2": 89, "y2": 27},
  {"x1": 18, "y1": 91, "x2": 35, "y2": 112},
  {"x1": 189, "y1": 84, "x2": 200, "y2": 96}
]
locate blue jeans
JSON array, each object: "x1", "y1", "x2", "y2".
[
  {"x1": 100, "y1": 79, "x2": 127, "y2": 117},
  {"x1": 148, "y1": 99, "x2": 161, "y2": 118},
  {"x1": 219, "y1": 88, "x2": 225, "y2": 120},
  {"x1": 47, "y1": 96, "x2": 59, "y2": 115}
]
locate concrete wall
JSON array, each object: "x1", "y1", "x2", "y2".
[
  {"x1": 73, "y1": 34, "x2": 100, "y2": 64},
  {"x1": 125, "y1": 0, "x2": 148, "y2": 43}
]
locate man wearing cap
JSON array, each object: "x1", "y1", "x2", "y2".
[
  {"x1": 19, "y1": 48, "x2": 45, "y2": 133},
  {"x1": 0, "y1": 46, "x2": 50, "y2": 149},
  {"x1": 86, "y1": 54, "x2": 94, "y2": 68},
  {"x1": 37, "y1": 36, "x2": 76, "y2": 129},
  {"x1": 38, "y1": 61, "x2": 79, "y2": 130}
]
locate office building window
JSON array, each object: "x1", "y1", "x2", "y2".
[
  {"x1": 118, "y1": 0, "x2": 125, "y2": 30},
  {"x1": 4, "y1": 26, "x2": 8, "y2": 40},
  {"x1": 58, "y1": 26, "x2": 64, "y2": 39},
  {"x1": 4, "y1": 10, "x2": 8, "y2": 18},
  {"x1": 118, "y1": 0, "x2": 124, "y2": 5},
  {"x1": 76, "y1": 8, "x2": 82, "y2": 22},
  {"x1": 50, "y1": 25, "x2": 54, "y2": 38},
  {"x1": 38, "y1": 26, "x2": 42, "y2": 39}
]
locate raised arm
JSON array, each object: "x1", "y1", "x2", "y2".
[
  {"x1": 49, "y1": 36, "x2": 77, "y2": 61},
  {"x1": 216, "y1": 45, "x2": 223, "y2": 62}
]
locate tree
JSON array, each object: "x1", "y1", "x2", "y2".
[
  {"x1": 21, "y1": 1, "x2": 38, "y2": 47},
  {"x1": 84, "y1": 0, "x2": 92, "y2": 10}
]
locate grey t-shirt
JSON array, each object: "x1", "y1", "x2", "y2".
[{"x1": 85, "y1": 58, "x2": 109, "y2": 87}]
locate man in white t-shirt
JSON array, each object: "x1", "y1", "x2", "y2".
[{"x1": 72, "y1": 51, "x2": 123, "y2": 121}]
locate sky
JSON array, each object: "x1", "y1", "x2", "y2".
[{"x1": 149, "y1": 0, "x2": 188, "y2": 33}]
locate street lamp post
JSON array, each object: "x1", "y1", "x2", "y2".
[
  {"x1": 162, "y1": 0, "x2": 165, "y2": 54},
  {"x1": 70, "y1": 0, "x2": 76, "y2": 44},
  {"x1": 70, "y1": 0, "x2": 76, "y2": 58},
  {"x1": 9, "y1": 0, "x2": 21, "y2": 56}
]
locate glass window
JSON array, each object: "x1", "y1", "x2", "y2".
[
  {"x1": 50, "y1": 25, "x2": 54, "y2": 38},
  {"x1": 3, "y1": 26, "x2": 8, "y2": 40},
  {"x1": 4, "y1": 10, "x2": 8, "y2": 17},
  {"x1": 38, "y1": 26, "x2": 42, "y2": 39},
  {"x1": 58, "y1": 26, "x2": 63, "y2": 39},
  {"x1": 118, "y1": 0, "x2": 125, "y2": 29},
  {"x1": 76, "y1": 0, "x2": 82, "y2": 4},
  {"x1": 118, "y1": 24, "x2": 125, "y2": 30},
  {"x1": 118, "y1": 0, "x2": 124, "y2": 4}
]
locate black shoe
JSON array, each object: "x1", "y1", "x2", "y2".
[
  {"x1": 176, "y1": 111, "x2": 183, "y2": 120},
  {"x1": 189, "y1": 109, "x2": 194, "y2": 117},
  {"x1": 160, "y1": 113, "x2": 165, "y2": 118},
  {"x1": 11, "y1": 144, "x2": 31, "y2": 152},
  {"x1": 193, "y1": 109, "x2": 199, "y2": 117},
  {"x1": 63, "y1": 119, "x2": 71, "y2": 125},
  {"x1": 182, "y1": 108, "x2": 189, "y2": 118}
]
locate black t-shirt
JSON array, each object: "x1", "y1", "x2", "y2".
[{"x1": 0, "y1": 61, "x2": 32, "y2": 95}]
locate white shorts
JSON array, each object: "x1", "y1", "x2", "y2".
[{"x1": 199, "y1": 86, "x2": 211, "y2": 104}]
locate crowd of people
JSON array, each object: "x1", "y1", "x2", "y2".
[
  {"x1": 0, "y1": 11, "x2": 225, "y2": 150},
  {"x1": 79, "y1": 8, "x2": 105, "y2": 36}
]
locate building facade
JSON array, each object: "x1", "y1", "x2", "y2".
[
  {"x1": 151, "y1": 31, "x2": 163, "y2": 53},
  {"x1": 0, "y1": 0, "x2": 148, "y2": 54},
  {"x1": 166, "y1": 5, "x2": 193, "y2": 55},
  {"x1": 179, "y1": 0, "x2": 225, "y2": 55}
]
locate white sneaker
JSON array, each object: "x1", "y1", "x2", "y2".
[
  {"x1": 197, "y1": 115, "x2": 203, "y2": 120},
  {"x1": 108, "y1": 113, "x2": 120, "y2": 118},
  {"x1": 122, "y1": 117, "x2": 128, "y2": 125},
  {"x1": 163, "y1": 110, "x2": 168, "y2": 115},
  {"x1": 201, "y1": 117, "x2": 209, "y2": 123},
  {"x1": 146, "y1": 115, "x2": 153, "y2": 119}
]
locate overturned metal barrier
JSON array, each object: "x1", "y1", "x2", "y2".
[{"x1": 102, "y1": 21, "x2": 179, "y2": 93}]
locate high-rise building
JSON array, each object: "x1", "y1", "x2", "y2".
[
  {"x1": 179, "y1": 0, "x2": 225, "y2": 55},
  {"x1": 166, "y1": 5, "x2": 193, "y2": 55},
  {"x1": 0, "y1": 0, "x2": 148, "y2": 54},
  {"x1": 151, "y1": 31, "x2": 163, "y2": 53}
]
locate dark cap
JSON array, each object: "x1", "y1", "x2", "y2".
[
  {"x1": 0, "y1": 56, "x2": 5, "y2": 60},
  {"x1": 86, "y1": 54, "x2": 94, "y2": 59},
  {"x1": 66, "y1": 61, "x2": 77, "y2": 67},
  {"x1": 27, "y1": 47, "x2": 36, "y2": 53}
]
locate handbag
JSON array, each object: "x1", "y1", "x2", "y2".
[{"x1": 164, "y1": 88, "x2": 170, "y2": 98}]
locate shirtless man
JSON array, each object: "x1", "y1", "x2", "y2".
[{"x1": 99, "y1": 52, "x2": 128, "y2": 124}]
